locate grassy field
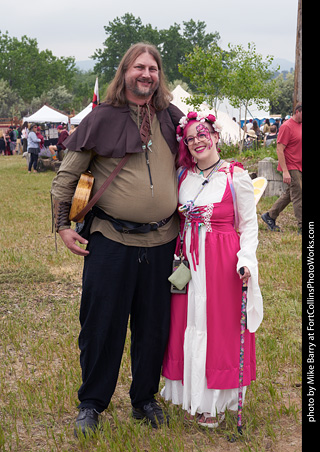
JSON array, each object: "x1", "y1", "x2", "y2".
[{"x1": 0, "y1": 155, "x2": 301, "y2": 451}]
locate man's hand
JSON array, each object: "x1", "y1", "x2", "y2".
[
  {"x1": 58, "y1": 229, "x2": 89, "y2": 256},
  {"x1": 277, "y1": 143, "x2": 291, "y2": 184},
  {"x1": 282, "y1": 170, "x2": 291, "y2": 185}
]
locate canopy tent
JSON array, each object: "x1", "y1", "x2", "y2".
[
  {"x1": 240, "y1": 104, "x2": 270, "y2": 128},
  {"x1": 216, "y1": 97, "x2": 270, "y2": 123},
  {"x1": 23, "y1": 105, "x2": 69, "y2": 124},
  {"x1": 70, "y1": 103, "x2": 93, "y2": 125},
  {"x1": 171, "y1": 85, "x2": 244, "y2": 144},
  {"x1": 215, "y1": 97, "x2": 270, "y2": 127}
]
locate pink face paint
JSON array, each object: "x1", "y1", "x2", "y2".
[{"x1": 196, "y1": 124, "x2": 213, "y2": 147}]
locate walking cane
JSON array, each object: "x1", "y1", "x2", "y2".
[
  {"x1": 237, "y1": 267, "x2": 248, "y2": 435},
  {"x1": 233, "y1": 178, "x2": 267, "y2": 439}
]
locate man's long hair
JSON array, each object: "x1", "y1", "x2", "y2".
[{"x1": 104, "y1": 42, "x2": 173, "y2": 111}]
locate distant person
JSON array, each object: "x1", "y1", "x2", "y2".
[
  {"x1": 262, "y1": 119, "x2": 270, "y2": 135},
  {"x1": 245, "y1": 129, "x2": 258, "y2": 150},
  {"x1": 264, "y1": 124, "x2": 278, "y2": 147},
  {"x1": 27, "y1": 123, "x2": 41, "y2": 173},
  {"x1": 8, "y1": 126, "x2": 17, "y2": 155},
  {"x1": 252, "y1": 120, "x2": 261, "y2": 139},
  {"x1": 4, "y1": 129, "x2": 11, "y2": 155},
  {"x1": 261, "y1": 103, "x2": 302, "y2": 233},
  {"x1": 21, "y1": 122, "x2": 29, "y2": 154},
  {"x1": 36, "y1": 127, "x2": 45, "y2": 150},
  {"x1": 0, "y1": 130, "x2": 6, "y2": 155},
  {"x1": 16, "y1": 126, "x2": 22, "y2": 154},
  {"x1": 244, "y1": 119, "x2": 253, "y2": 132},
  {"x1": 49, "y1": 125, "x2": 69, "y2": 160}
]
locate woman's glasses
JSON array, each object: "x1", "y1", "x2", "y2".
[{"x1": 183, "y1": 132, "x2": 210, "y2": 146}]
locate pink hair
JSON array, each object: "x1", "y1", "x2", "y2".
[{"x1": 178, "y1": 119, "x2": 197, "y2": 170}]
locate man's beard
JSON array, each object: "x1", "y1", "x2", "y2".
[{"x1": 125, "y1": 77, "x2": 159, "y2": 99}]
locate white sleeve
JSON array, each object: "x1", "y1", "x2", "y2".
[{"x1": 233, "y1": 171, "x2": 263, "y2": 332}]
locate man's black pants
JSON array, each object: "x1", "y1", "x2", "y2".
[{"x1": 77, "y1": 232, "x2": 176, "y2": 412}]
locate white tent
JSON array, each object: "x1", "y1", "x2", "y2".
[
  {"x1": 171, "y1": 85, "x2": 244, "y2": 144},
  {"x1": 23, "y1": 105, "x2": 69, "y2": 124},
  {"x1": 171, "y1": 85, "x2": 193, "y2": 114},
  {"x1": 216, "y1": 97, "x2": 270, "y2": 125},
  {"x1": 70, "y1": 103, "x2": 93, "y2": 125}
]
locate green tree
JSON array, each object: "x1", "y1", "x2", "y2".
[
  {"x1": 45, "y1": 86, "x2": 74, "y2": 112},
  {"x1": 179, "y1": 43, "x2": 229, "y2": 113},
  {"x1": 0, "y1": 31, "x2": 76, "y2": 102},
  {"x1": 159, "y1": 23, "x2": 187, "y2": 82},
  {"x1": 226, "y1": 43, "x2": 278, "y2": 149},
  {"x1": 92, "y1": 15, "x2": 219, "y2": 84},
  {"x1": 71, "y1": 70, "x2": 97, "y2": 111},
  {"x1": 0, "y1": 79, "x2": 23, "y2": 117},
  {"x1": 270, "y1": 72, "x2": 294, "y2": 117},
  {"x1": 182, "y1": 19, "x2": 220, "y2": 53},
  {"x1": 160, "y1": 20, "x2": 218, "y2": 83},
  {"x1": 92, "y1": 13, "x2": 160, "y2": 82}
]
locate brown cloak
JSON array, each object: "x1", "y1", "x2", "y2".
[{"x1": 63, "y1": 102, "x2": 184, "y2": 158}]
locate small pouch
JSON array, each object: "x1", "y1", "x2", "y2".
[
  {"x1": 168, "y1": 259, "x2": 191, "y2": 293},
  {"x1": 75, "y1": 210, "x2": 95, "y2": 240}
]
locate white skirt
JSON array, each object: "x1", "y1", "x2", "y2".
[{"x1": 161, "y1": 378, "x2": 246, "y2": 416}]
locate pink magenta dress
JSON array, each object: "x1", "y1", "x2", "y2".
[{"x1": 162, "y1": 164, "x2": 263, "y2": 416}]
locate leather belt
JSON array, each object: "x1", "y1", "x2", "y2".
[{"x1": 92, "y1": 206, "x2": 173, "y2": 234}]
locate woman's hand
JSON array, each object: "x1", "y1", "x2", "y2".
[
  {"x1": 238, "y1": 266, "x2": 250, "y2": 282},
  {"x1": 58, "y1": 229, "x2": 90, "y2": 256}
]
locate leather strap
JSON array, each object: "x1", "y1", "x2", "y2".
[
  {"x1": 139, "y1": 103, "x2": 156, "y2": 146},
  {"x1": 92, "y1": 206, "x2": 173, "y2": 234},
  {"x1": 72, "y1": 154, "x2": 131, "y2": 222}
]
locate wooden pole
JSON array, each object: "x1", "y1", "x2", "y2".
[{"x1": 293, "y1": 0, "x2": 302, "y2": 110}]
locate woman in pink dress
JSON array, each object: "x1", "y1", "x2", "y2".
[{"x1": 162, "y1": 112, "x2": 263, "y2": 428}]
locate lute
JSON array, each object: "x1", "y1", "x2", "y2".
[
  {"x1": 68, "y1": 154, "x2": 132, "y2": 224},
  {"x1": 69, "y1": 172, "x2": 94, "y2": 223}
]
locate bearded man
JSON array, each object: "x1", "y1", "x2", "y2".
[{"x1": 51, "y1": 43, "x2": 183, "y2": 436}]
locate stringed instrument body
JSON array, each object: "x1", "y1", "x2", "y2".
[{"x1": 69, "y1": 172, "x2": 94, "y2": 223}]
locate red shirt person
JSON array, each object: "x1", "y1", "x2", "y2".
[{"x1": 261, "y1": 103, "x2": 302, "y2": 233}]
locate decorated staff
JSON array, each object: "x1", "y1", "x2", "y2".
[{"x1": 237, "y1": 267, "x2": 248, "y2": 435}]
